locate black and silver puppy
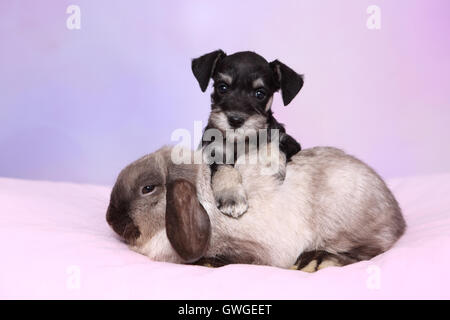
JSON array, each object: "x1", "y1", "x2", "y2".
[{"x1": 192, "y1": 50, "x2": 304, "y2": 217}]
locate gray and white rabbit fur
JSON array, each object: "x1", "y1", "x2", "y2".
[{"x1": 106, "y1": 145, "x2": 406, "y2": 270}]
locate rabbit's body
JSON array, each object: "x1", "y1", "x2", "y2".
[
  {"x1": 107, "y1": 146, "x2": 405, "y2": 270},
  {"x1": 197, "y1": 147, "x2": 405, "y2": 268}
]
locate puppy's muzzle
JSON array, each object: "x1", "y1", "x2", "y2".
[{"x1": 227, "y1": 115, "x2": 245, "y2": 129}]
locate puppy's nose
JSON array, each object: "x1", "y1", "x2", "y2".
[{"x1": 227, "y1": 115, "x2": 245, "y2": 128}]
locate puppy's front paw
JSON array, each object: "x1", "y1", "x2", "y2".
[{"x1": 215, "y1": 186, "x2": 248, "y2": 218}]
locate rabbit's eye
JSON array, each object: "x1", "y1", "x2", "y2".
[{"x1": 141, "y1": 185, "x2": 156, "y2": 195}]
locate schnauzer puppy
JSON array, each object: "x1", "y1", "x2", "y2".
[{"x1": 192, "y1": 50, "x2": 304, "y2": 218}]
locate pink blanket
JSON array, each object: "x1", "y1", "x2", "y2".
[{"x1": 1, "y1": 174, "x2": 449, "y2": 299}]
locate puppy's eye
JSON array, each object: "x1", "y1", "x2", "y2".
[
  {"x1": 255, "y1": 88, "x2": 266, "y2": 100},
  {"x1": 141, "y1": 185, "x2": 156, "y2": 195},
  {"x1": 217, "y1": 83, "x2": 229, "y2": 94}
]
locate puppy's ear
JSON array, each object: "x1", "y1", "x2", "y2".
[
  {"x1": 270, "y1": 60, "x2": 304, "y2": 106},
  {"x1": 165, "y1": 179, "x2": 211, "y2": 263},
  {"x1": 192, "y1": 49, "x2": 226, "y2": 92}
]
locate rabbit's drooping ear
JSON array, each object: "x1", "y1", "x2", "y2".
[
  {"x1": 269, "y1": 60, "x2": 304, "y2": 106},
  {"x1": 165, "y1": 179, "x2": 211, "y2": 263},
  {"x1": 192, "y1": 49, "x2": 226, "y2": 92}
]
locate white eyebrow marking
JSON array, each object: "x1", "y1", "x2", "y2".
[
  {"x1": 265, "y1": 96, "x2": 273, "y2": 111},
  {"x1": 217, "y1": 73, "x2": 232, "y2": 84},
  {"x1": 253, "y1": 78, "x2": 265, "y2": 88}
]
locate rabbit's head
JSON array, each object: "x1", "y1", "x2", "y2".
[{"x1": 106, "y1": 146, "x2": 211, "y2": 263}]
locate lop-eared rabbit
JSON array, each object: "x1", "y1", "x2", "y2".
[{"x1": 106, "y1": 146, "x2": 406, "y2": 271}]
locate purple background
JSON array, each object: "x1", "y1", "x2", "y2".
[{"x1": 1, "y1": 0, "x2": 449, "y2": 185}]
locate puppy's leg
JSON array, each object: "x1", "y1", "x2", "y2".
[
  {"x1": 295, "y1": 251, "x2": 321, "y2": 272},
  {"x1": 267, "y1": 132, "x2": 298, "y2": 182},
  {"x1": 296, "y1": 251, "x2": 357, "y2": 272},
  {"x1": 279, "y1": 133, "x2": 301, "y2": 161},
  {"x1": 255, "y1": 140, "x2": 287, "y2": 182},
  {"x1": 212, "y1": 164, "x2": 248, "y2": 218}
]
